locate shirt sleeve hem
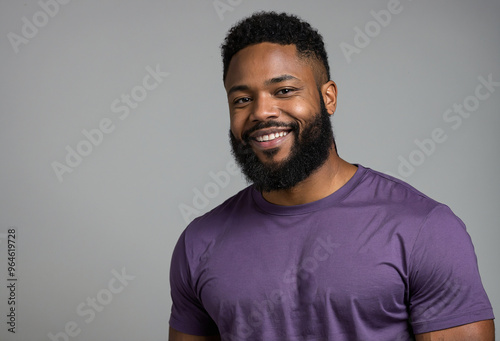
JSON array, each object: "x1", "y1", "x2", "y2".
[
  {"x1": 412, "y1": 308, "x2": 495, "y2": 334},
  {"x1": 169, "y1": 317, "x2": 219, "y2": 336}
]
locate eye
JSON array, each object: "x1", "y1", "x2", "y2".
[
  {"x1": 276, "y1": 88, "x2": 295, "y2": 96},
  {"x1": 234, "y1": 97, "x2": 251, "y2": 105}
]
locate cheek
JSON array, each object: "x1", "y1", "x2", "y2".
[
  {"x1": 229, "y1": 116, "x2": 243, "y2": 138},
  {"x1": 229, "y1": 108, "x2": 253, "y2": 137},
  {"x1": 282, "y1": 100, "x2": 318, "y2": 125}
]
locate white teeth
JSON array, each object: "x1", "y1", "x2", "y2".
[{"x1": 255, "y1": 131, "x2": 288, "y2": 142}]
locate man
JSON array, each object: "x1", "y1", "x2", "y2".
[{"x1": 169, "y1": 11, "x2": 495, "y2": 340}]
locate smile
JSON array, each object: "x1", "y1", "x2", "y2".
[
  {"x1": 255, "y1": 131, "x2": 289, "y2": 142},
  {"x1": 247, "y1": 127, "x2": 293, "y2": 151}
]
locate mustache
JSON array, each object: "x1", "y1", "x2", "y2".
[{"x1": 242, "y1": 121, "x2": 298, "y2": 143}]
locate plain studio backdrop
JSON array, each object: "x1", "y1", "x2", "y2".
[{"x1": 0, "y1": 0, "x2": 499, "y2": 340}]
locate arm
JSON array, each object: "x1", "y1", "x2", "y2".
[
  {"x1": 169, "y1": 327, "x2": 221, "y2": 341},
  {"x1": 415, "y1": 319, "x2": 495, "y2": 341},
  {"x1": 408, "y1": 207, "x2": 494, "y2": 336},
  {"x1": 169, "y1": 232, "x2": 220, "y2": 337}
]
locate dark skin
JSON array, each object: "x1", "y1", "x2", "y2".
[
  {"x1": 225, "y1": 42, "x2": 356, "y2": 206},
  {"x1": 168, "y1": 328, "x2": 220, "y2": 341},
  {"x1": 169, "y1": 42, "x2": 495, "y2": 340},
  {"x1": 414, "y1": 320, "x2": 494, "y2": 341}
]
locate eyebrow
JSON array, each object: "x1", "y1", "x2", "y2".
[
  {"x1": 227, "y1": 74, "x2": 300, "y2": 96},
  {"x1": 227, "y1": 84, "x2": 250, "y2": 96},
  {"x1": 264, "y1": 74, "x2": 299, "y2": 85}
]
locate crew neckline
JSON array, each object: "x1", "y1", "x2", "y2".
[{"x1": 251, "y1": 164, "x2": 366, "y2": 216}]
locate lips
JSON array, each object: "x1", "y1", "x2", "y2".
[
  {"x1": 249, "y1": 126, "x2": 291, "y2": 139},
  {"x1": 248, "y1": 127, "x2": 293, "y2": 150},
  {"x1": 254, "y1": 130, "x2": 289, "y2": 142}
]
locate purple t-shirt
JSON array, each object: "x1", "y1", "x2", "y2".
[{"x1": 169, "y1": 165, "x2": 493, "y2": 340}]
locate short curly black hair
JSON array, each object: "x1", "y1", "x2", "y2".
[{"x1": 221, "y1": 11, "x2": 330, "y2": 83}]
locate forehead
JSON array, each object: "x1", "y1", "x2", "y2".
[{"x1": 224, "y1": 42, "x2": 316, "y2": 90}]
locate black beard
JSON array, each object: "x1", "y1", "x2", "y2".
[{"x1": 229, "y1": 95, "x2": 335, "y2": 192}]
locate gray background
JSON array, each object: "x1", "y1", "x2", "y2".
[{"x1": 0, "y1": 0, "x2": 498, "y2": 340}]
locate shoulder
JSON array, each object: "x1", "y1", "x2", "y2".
[
  {"x1": 347, "y1": 165, "x2": 467, "y2": 241},
  {"x1": 171, "y1": 185, "x2": 255, "y2": 276},
  {"x1": 182, "y1": 185, "x2": 255, "y2": 245},
  {"x1": 353, "y1": 165, "x2": 447, "y2": 215}
]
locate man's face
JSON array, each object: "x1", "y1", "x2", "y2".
[{"x1": 224, "y1": 42, "x2": 337, "y2": 191}]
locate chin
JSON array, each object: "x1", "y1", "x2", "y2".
[{"x1": 258, "y1": 150, "x2": 291, "y2": 166}]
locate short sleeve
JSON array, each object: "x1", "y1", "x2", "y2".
[
  {"x1": 169, "y1": 230, "x2": 219, "y2": 335},
  {"x1": 408, "y1": 205, "x2": 494, "y2": 334}
]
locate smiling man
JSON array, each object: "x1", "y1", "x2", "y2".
[{"x1": 169, "y1": 12, "x2": 494, "y2": 341}]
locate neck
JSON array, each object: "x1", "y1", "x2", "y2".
[{"x1": 261, "y1": 149, "x2": 357, "y2": 206}]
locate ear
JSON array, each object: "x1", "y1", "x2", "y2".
[{"x1": 320, "y1": 81, "x2": 337, "y2": 115}]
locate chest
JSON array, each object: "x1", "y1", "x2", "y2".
[{"x1": 195, "y1": 218, "x2": 411, "y2": 334}]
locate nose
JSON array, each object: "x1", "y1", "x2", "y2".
[{"x1": 250, "y1": 95, "x2": 280, "y2": 122}]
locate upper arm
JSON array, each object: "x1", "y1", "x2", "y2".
[
  {"x1": 408, "y1": 207, "x2": 494, "y2": 333},
  {"x1": 415, "y1": 319, "x2": 495, "y2": 341},
  {"x1": 169, "y1": 327, "x2": 221, "y2": 341},
  {"x1": 169, "y1": 231, "x2": 219, "y2": 335}
]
